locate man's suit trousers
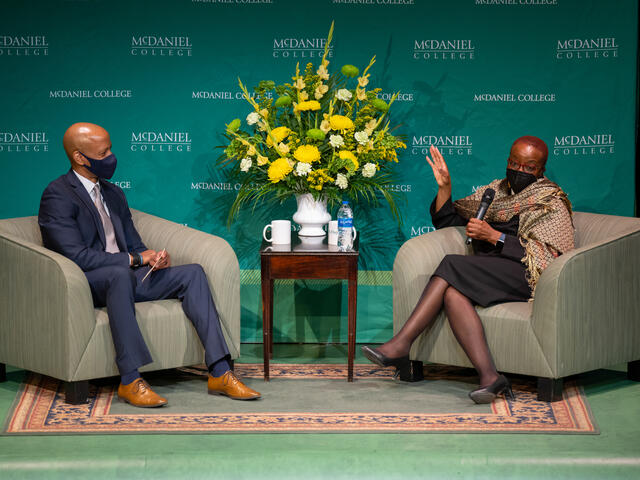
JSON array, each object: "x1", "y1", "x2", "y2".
[{"x1": 85, "y1": 263, "x2": 230, "y2": 374}]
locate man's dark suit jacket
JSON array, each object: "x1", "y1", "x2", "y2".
[{"x1": 38, "y1": 169, "x2": 146, "y2": 272}]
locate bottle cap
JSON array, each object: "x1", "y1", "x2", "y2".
[{"x1": 342, "y1": 201, "x2": 349, "y2": 204}]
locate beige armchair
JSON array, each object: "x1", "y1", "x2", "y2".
[
  {"x1": 393, "y1": 211, "x2": 640, "y2": 401},
  {"x1": 0, "y1": 210, "x2": 241, "y2": 403}
]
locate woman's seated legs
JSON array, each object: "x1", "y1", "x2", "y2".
[
  {"x1": 377, "y1": 276, "x2": 449, "y2": 359},
  {"x1": 443, "y1": 286, "x2": 499, "y2": 387},
  {"x1": 376, "y1": 278, "x2": 499, "y2": 388}
]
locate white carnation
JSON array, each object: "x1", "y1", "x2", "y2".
[
  {"x1": 354, "y1": 130, "x2": 369, "y2": 145},
  {"x1": 335, "y1": 173, "x2": 348, "y2": 190},
  {"x1": 240, "y1": 157, "x2": 252, "y2": 172},
  {"x1": 335, "y1": 88, "x2": 353, "y2": 102},
  {"x1": 295, "y1": 162, "x2": 312, "y2": 176},
  {"x1": 246, "y1": 112, "x2": 260, "y2": 125},
  {"x1": 362, "y1": 162, "x2": 376, "y2": 178},
  {"x1": 329, "y1": 134, "x2": 344, "y2": 148}
]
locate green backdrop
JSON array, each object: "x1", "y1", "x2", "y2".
[{"x1": 0, "y1": 0, "x2": 637, "y2": 344}]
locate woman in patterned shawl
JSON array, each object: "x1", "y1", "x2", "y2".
[{"x1": 363, "y1": 136, "x2": 574, "y2": 403}]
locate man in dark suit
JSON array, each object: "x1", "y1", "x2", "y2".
[{"x1": 38, "y1": 122, "x2": 260, "y2": 407}]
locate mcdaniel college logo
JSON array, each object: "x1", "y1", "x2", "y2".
[
  {"x1": 273, "y1": 37, "x2": 332, "y2": 59},
  {"x1": 556, "y1": 37, "x2": 618, "y2": 59},
  {"x1": 0, "y1": 131, "x2": 49, "y2": 152},
  {"x1": 192, "y1": 89, "x2": 273, "y2": 101},
  {"x1": 413, "y1": 40, "x2": 475, "y2": 60},
  {"x1": 412, "y1": 135, "x2": 473, "y2": 156},
  {"x1": 0, "y1": 35, "x2": 48, "y2": 56},
  {"x1": 553, "y1": 134, "x2": 615, "y2": 156},
  {"x1": 130, "y1": 131, "x2": 192, "y2": 152},
  {"x1": 130, "y1": 35, "x2": 193, "y2": 56}
]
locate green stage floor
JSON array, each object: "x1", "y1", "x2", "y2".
[{"x1": 1, "y1": 344, "x2": 639, "y2": 479}]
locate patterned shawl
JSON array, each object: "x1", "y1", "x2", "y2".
[{"x1": 453, "y1": 177, "x2": 575, "y2": 294}]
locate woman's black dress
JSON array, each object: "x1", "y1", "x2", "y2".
[{"x1": 430, "y1": 197, "x2": 531, "y2": 307}]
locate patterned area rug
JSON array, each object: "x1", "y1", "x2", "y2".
[{"x1": 2, "y1": 364, "x2": 598, "y2": 435}]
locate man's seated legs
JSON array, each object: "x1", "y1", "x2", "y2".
[
  {"x1": 86, "y1": 263, "x2": 260, "y2": 406},
  {"x1": 85, "y1": 265, "x2": 167, "y2": 407},
  {"x1": 133, "y1": 263, "x2": 260, "y2": 400}
]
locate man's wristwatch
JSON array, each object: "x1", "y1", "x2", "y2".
[
  {"x1": 131, "y1": 252, "x2": 143, "y2": 268},
  {"x1": 496, "y1": 233, "x2": 506, "y2": 251}
]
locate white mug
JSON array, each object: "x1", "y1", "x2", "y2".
[
  {"x1": 263, "y1": 220, "x2": 291, "y2": 245},
  {"x1": 328, "y1": 220, "x2": 357, "y2": 246}
]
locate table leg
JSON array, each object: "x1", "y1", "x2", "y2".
[
  {"x1": 261, "y1": 259, "x2": 273, "y2": 381},
  {"x1": 347, "y1": 261, "x2": 358, "y2": 382},
  {"x1": 269, "y1": 293, "x2": 274, "y2": 360}
]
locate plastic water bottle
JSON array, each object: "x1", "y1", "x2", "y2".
[{"x1": 337, "y1": 201, "x2": 354, "y2": 251}]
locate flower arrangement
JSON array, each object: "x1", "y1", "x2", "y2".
[{"x1": 220, "y1": 22, "x2": 406, "y2": 223}]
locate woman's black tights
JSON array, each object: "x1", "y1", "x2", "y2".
[{"x1": 377, "y1": 276, "x2": 499, "y2": 387}]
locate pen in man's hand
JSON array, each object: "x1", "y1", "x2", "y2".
[{"x1": 141, "y1": 249, "x2": 166, "y2": 283}]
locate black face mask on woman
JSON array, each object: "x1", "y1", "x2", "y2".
[{"x1": 506, "y1": 168, "x2": 537, "y2": 194}]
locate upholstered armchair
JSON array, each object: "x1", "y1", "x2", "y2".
[
  {"x1": 393, "y1": 211, "x2": 640, "y2": 401},
  {"x1": 0, "y1": 210, "x2": 240, "y2": 403}
]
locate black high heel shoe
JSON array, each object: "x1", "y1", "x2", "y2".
[
  {"x1": 361, "y1": 345, "x2": 409, "y2": 370},
  {"x1": 468, "y1": 374, "x2": 515, "y2": 404}
]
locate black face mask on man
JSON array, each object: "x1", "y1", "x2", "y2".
[
  {"x1": 80, "y1": 152, "x2": 118, "y2": 179},
  {"x1": 506, "y1": 168, "x2": 537, "y2": 194}
]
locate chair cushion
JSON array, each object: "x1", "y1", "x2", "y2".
[{"x1": 71, "y1": 299, "x2": 205, "y2": 380}]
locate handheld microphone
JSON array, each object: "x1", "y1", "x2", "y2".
[{"x1": 465, "y1": 188, "x2": 495, "y2": 245}]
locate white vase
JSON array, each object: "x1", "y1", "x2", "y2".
[{"x1": 293, "y1": 193, "x2": 331, "y2": 237}]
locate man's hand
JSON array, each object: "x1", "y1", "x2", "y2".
[
  {"x1": 466, "y1": 219, "x2": 502, "y2": 245},
  {"x1": 139, "y1": 249, "x2": 171, "y2": 269},
  {"x1": 140, "y1": 250, "x2": 157, "y2": 265},
  {"x1": 149, "y1": 250, "x2": 171, "y2": 270}
]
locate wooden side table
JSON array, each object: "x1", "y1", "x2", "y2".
[{"x1": 260, "y1": 234, "x2": 359, "y2": 381}]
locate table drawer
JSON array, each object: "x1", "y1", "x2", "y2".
[{"x1": 267, "y1": 255, "x2": 354, "y2": 279}]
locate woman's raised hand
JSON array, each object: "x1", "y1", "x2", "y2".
[{"x1": 426, "y1": 145, "x2": 451, "y2": 189}]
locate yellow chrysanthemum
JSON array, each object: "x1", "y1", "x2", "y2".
[
  {"x1": 293, "y1": 145, "x2": 321, "y2": 163},
  {"x1": 339, "y1": 150, "x2": 359, "y2": 171},
  {"x1": 266, "y1": 126, "x2": 291, "y2": 147},
  {"x1": 267, "y1": 157, "x2": 293, "y2": 183},
  {"x1": 329, "y1": 115, "x2": 354, "y2": 131},
  {"x1": 296, "y1": 100, "x2": 321, "y2": 112},
  {"x1": 257, "y1": 154, "x2": 269, "y2": 166}
]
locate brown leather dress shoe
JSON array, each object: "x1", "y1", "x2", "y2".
[
  {"x1": 117, "y1": 378, "x2": 168, "y2": 408},
  {"x1": 208, "y1": 370, "x2": 261, "y2": 400}
]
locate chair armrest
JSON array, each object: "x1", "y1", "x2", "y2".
[
  {"x1": 393, "y1": 227, "x2": 467, "y2": 333},
  {"x1": 532, "y1": 228, "x2": 640, "y2": 377},
  {"x1": 131, "y1": 210, "x2": 241, "y2": 357},
  {"x1": 0, "y1": 232, "x2": 95, "y2": 381}
]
